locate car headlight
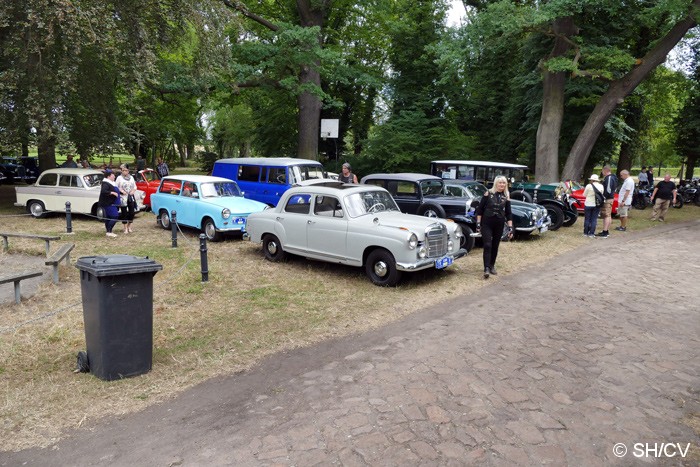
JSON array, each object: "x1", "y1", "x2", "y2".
[
  {"x1": 454, "y1": 225, "x2": 463, "y2": 238},
  {"x1": 418, "y1": 245, "x2": 427, "y2": 258},
  {"x1": 222, "y1": 208, "x2": 231, "y2": 219},
  {"x1": 408, "y1": 233, "x2": 418, "y2": 249},
  {"x1": 447, "y1": 240, "x2": 454, "y2": 252},
  {"x1": 531, "y1": 212, "x2": 537, "y2": 220}
]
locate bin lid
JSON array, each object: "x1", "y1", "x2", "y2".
[{"x1": 76, "y1": 255, "x2": 163, "y2": 277}]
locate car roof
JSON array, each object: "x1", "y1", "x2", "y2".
[
  {"x1": 286, "y1": 182, "x2": 389, "y2": 196},
  {"x1": 214, "y1": 157, "x2": 323, "y2": 166},
  {"x1": 361, "y1": 173, "x2": 442, "y2": 183},
  {"x1": 432, "y1": 160, "x2": 529, "y2": 169},
  {"x1": 40, "y1": 168, "x2": 104, "y2": 176},
  {"x1": 162, "y1": 175, "x2": 233, "y2": 183}
]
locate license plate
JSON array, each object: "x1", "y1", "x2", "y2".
[
  {"x1": 435, "y1": 256, "x2": 453, "y2": 270},
  {"x1": 536, "y1": 218, "x2": 543, "y2": 227},
  {"x1": 539, "y1": 225, "x2": 548, "y2": 233}
]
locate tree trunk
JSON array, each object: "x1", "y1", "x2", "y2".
[
  {"x1": 177, "y1": 142, "x2": 186, "y2": 166},
  {"x1": 562, "y1": 0, "x2": 699, "y2": 180},
  {"x1": 37, "y1": 132, "x2": 56, "y2": 173},
  {"x1": 686, "y1": 155, "x2": 697, "y2": 180},
  {"x1": 535, "y1": 17, "x2": 577, "y2": 183}
]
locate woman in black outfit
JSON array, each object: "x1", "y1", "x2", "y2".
[{"x1": 475, "y1": 175, "x2": 513, "y2": 279}]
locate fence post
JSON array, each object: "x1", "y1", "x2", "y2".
[
  {"x1": 171, "y1": 210, "x2": 178, "y2": 248},
  {"x1": 199, "y1": 234, "x2": 209, "y2": 282},
  {"x1": 65, "y1": 201, "x2": 73, "y2": 234}
]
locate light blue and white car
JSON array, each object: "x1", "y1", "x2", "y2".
[
  {"x1": 151, "y1": 175, "x2": 267, "y2": 241},
  {"x1": 245, "y1": 180, "x2": 467, "y2": 286}
]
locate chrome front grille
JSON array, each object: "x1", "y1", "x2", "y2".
[{"x1": 425, "y1": 223, "x2": 448, "y2": 258}]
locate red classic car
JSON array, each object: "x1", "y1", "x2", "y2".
[
  {"x1": 134, "y1": 169, "x2": 161, "y2": 207},
  {"x1": 571, "y1": 187, "x2": 619, "y2": 215}
]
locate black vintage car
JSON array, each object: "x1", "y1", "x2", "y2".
[
  {"x1": 0, "y1": 156, "x2": 40, "y2": 184},
  {"x1": 360, "y1": 173, "x2": 550, "y2": 252}
]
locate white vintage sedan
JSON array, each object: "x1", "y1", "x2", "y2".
[
  {"x1": 14, "y1": 168, "x2": 145, "y2": 219},
  {"x1": 245, "y1": 181, "x2": 467, "y2": 286}
]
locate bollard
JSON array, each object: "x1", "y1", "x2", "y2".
[
  {"x1": 199, "y1": 234, "x2": 209, "y2": 282},
  {"x1": 171, "y1": 210, "x2": 178, "y2": 248},
  {"x1": 65, "y1": 201, "x2": 73, "y2": 234}
]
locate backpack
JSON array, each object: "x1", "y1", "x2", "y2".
[{"x1": 591, "y1": 184, "x2": 604, "y2": 208}]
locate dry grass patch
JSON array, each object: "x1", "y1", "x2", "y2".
[{"x1": 1, "y1": 185, "x2": 698, "y2": 451}]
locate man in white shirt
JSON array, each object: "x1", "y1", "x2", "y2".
[{"x1": 616, "y1": 170, "x2": 635, "y2": 232}]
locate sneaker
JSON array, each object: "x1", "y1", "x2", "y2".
[
  {"x1": 489, "y1": 267, "x2": 497, "y2": 276},
  {"x1": 588, "y1": 235, "x2": 597, "y2": 238},
  {"x1": 106, "y1": 232, "x2": 117, "y2": 238},
  {"x1": 658, "y1": 218, "x2": 664, "y2": 222},
  {"x1": 596, "y1": 231, "x2": 609, "y2": 238},
  {"x1": 483, "y1": 268, "x2": 490, "y2": 279},
  {"x1": 615, "y1": 226, "x2": 626, "y2": 231}
]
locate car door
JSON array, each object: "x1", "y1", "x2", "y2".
[
  {"x1": 306, "y1": 195, "x2": 348, "y2": 261},
  {"x1": 56, "y1": 174, "x2": 92, "y2": 213},
  {"x1": 393, "y1": 181, "x2": 421, "y2": 214},
  {"x1": 277, "y1": 193, "x2": 312, "y2": 253},
  {"x1": 175, "y1": 181, "x2": 199, "y2": 228}
]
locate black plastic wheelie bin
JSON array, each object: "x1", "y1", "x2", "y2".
[{"x1": 76, "y1": 255, "x2": 163, "y2": 381}]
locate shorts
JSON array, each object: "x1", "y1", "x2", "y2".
[
  {"x1": 618, "y1": 205, "x2": 630, "y2": 217},
  {"x1": 601, "y1": 199, "x2": 613, "y2": 218}
]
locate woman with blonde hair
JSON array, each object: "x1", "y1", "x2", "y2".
[{"x1": 475, "y1": 175, "x2": 513, "y2": 279}]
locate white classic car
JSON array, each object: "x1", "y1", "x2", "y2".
[
  {"x1": 244, "y1": 180, "x2": 467, "y2": 286},
  {"x1": 15, "y1": 168, "x2": 145, "y2": 219}
]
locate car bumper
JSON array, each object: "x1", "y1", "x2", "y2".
[
  {"x1": 396, "y1": 248, "x2": 467, "y2": 272},
  {"x1": 515, "y1": 217, "x2": 552, "y2": 233}
]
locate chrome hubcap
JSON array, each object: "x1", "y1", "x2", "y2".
[
  {"x1": 30, "y1": 204, "x2": 42, "y2": 216},
  {"x1": 373, "y1": 261, "x2": 388, "y2": 277},
  {"x1": 205, "y1": 223, "x2": 215, "y2": 238},
  {"x1": 267, "y1": 241, "x2": 278, "y2": 255},
  {"x1": 424, "y1": 210, "x2": 438, "y2": 218}
]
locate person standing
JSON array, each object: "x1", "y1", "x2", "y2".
[
  {"x1": 616, "y1": 170, "x2": 635, "y2": 231},
  {"x1": 156, "y1": 157, "x2": 170, "y2": 177},
  {"x1": 136, "y1": 155, "x2": 146, "y2": 171},
  {"x1": 338, "y1": 162, "x2": 358, "y2": 183},
  {"x1": 638, "y1": 166, "x2": 648, "y2": 187},
  {"x1": 649, "y1": 174, "x2": 677, "y2": 222},
  {"x1": 116, "y1": 165, "x2": 137, "y2": 234},
  {"x1": 61, "y1": 155, "x2": 78, "y2": 168},
  {"x1": 646, "y1": 167, "x2": 654, "y2": 188},
  {"x1": 99, "y1": 169, "x2": 120, "y2": 238},
  {"x1": 476, "y1": 175, "x2": 513, "y2": 279},
  {"x1": 596, "y1": 165, "x2": 617, "y2": 238},
  {"x1": 582, "y1": 174, "x2": 604, "y2": 238}
]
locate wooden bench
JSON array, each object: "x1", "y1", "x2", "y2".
[
  {"x1": 45, "y1": 243, "x2": 75, "y2": 284},
  {"x1": 0, "y1": 232, "x2": 61, "y2": 257},
  {"x1": 0, "y1": 271, "x2": 44, "y2": 304}
]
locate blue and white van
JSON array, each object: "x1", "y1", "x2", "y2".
[{"x1": 211, "y1": 157, "x2": 328, "y2": 206}]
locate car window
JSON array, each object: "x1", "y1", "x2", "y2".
[
  {"x1": 293, "y1": 165, "x2": 326, "y2": 183},
  {"x1": 238, "y1": 165, "x2": 261, "y2": 182},
  {"x1": 82, "y1": 173, "x2": 103, "y2": 187},
  {"x1": 420, "y1": 180, "x2": 444, "y2": 196},
  {"x1": 160, "y1": 179, "x2": 182, "y2": 194},
  {"x1": 444, "y1": 185, "x2": 464, "y2": 197},
  {"x1": 268, "y1": 167, "x2": 286, "y2": 185},
  {"x1": 59, "y1": 175, "x2": 82, "y2": 187},
  {"x1": 395, "y1": 181, "x2": 418, "y2": 199},
  {"x1": 200, "y1": 182, "x2": 241, "y2": 198},
  {"x1": 38, "y1": 173, "x2": 58, "y2": 186},
  {"x1": 182, "y1": 182, "x2": 198, "y2": 197},
  {"x1": 345, "y1": 190, "x2": 400, "y2": 217},
  {"x1": 313, "y1": 195, "x2": 343, "y2": 218},
  {"x1": 466, "y1": 183, "x2": 487, "y2": 197},
  {"x1": 284, "y1": 194, "x2": 311, "y2": 214}
]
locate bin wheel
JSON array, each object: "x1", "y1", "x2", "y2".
[{"x1": 76, "y1": 351, "x2": 90, "y2": 373}]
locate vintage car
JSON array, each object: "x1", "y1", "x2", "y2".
[
  {"x1": 151, "y1": 175, "x2": 268, "y2": 241},
  {"x1": 571, "y1": 186, "x2": 619, "y2": 215},
  {"x1": 2, "y1": 156, "x2": 40, "y2": 184},
  {"x1": 501, "y1": 181, "x2": 580, "y2": 230},
  {"x1": 14, "y1": 168, "x2": 145, "y2": 219},
  {"x1": 442, "y1": 180, "x2": 551, "y2": 238},
  {"x1": 133, "y1": 168, "x2": 162, "y2": 207},
  {"x1": 244, "y1": 180, "x2": 467, "y2": 286}
]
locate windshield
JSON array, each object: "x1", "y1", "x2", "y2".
[
  {"x1": 420, "y1": 180, "x2": 444, "y2": 196},
  {"x1": 465, "y1": 183, "x2": 488, "y2": 197},
  {"x1": 83, "y1": 173, "x2": 104, "y2": 188},
  {"x1": 291, "y1": 164, "x2": 327, "y2": 184},
  {"x1": 200, "y1": 182, "x2": 242, "y2": 198},
  {"x1": 345, "y1": 190, "x2": 400, "y2": 217}
]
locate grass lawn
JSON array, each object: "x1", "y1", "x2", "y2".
[{"x1": 0, "y1": 183, "x2": 698, "y2": 451}]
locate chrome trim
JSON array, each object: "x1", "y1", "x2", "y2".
[{"x1": 396, "y1": 249, "x2": 467, "y2": 272}]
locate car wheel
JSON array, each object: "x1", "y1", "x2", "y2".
[
  {"x1": 458, "y1": 223, "x2": 475, "y2": 252},
  {"x1": 262, "y1": 234, "x2": 287, "y2": 262},
  {"x1": 545, "y1": 204, "x2": 564, "y2": 231},
  {"x1": 365, "y1": 249, "x2": 401, "y2": 287},
  {"x1": 417, "y1": 203, "x2": 446, "y2": 218},
  {"x1": 28, "y1": 200, "x2": 46, "y2": 218},
  {"x1": 510, "y1": 190, "x2": 533, "y2": 203},
  {"x1": 561, "y1": 210, "x2": 577, "y2": 227},
  {"x1": 95, "y1": 206, "x2": 106, "y2": 222},
  {"x1": 159, "y1": 209, "x2": 171, "y2": 230},
  {"x1": 202, "y1": 217, "x2": 221, "y2": 242},
  {"x1": 672, "y1": 197, "x2": 683, "y2": 209}
]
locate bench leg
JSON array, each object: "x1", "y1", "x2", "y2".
[
  {"x1": 44, "y1": 240, "x2": 51, "y2": 257},
  {"x1": 52, "y1": 265, "x2": 59, "y2": 285},
  {"x1": 2, "y1": 237, "x2": 7, "y2": 252},
  {"x1": 13, "y1": 280, "x2": 21, "y2": 304}
]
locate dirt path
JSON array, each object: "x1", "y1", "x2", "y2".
[{"x1": 2, "y1": 220, "x2": 699, "y2": 466}]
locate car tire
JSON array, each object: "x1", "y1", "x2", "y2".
[
  {"x1": 510, "y1": 190, "x2": 533, "y2": 203},
  {"x1": 561, "y1": 210, "x2": 577, "y2": 227},
  {"x1": 95, "y1": 206, "x2": 106, "y2": 222},
  {"x1": 262, "y1": 234, "x2": 287, "y2": 262},
  {"x1": 202, "y1": 217, "x2": 221, "y2": 242},
  {"x1": 417, "y1": 203, "x2": 446, "y2": 218},
  {"x1": 545, "y1": 204, "x2": 564, "y2": 231},
  {"x1": 365, "y1": 249, "x2": 401, "y2": 287},
  {"x1": 458, "y1": 223, "x2": 475, "y2": 252},
  {"x1": 27, "y1": 200, "x2": 46, "y2": 218},
  {"x1": 159, "y1": 209, "x2": 171, "y2": 230}
]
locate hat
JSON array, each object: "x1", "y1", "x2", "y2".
[
  {"x1": 589, "y1": 174, "x2": 599, "y2": 182},
  {"x1": 342, "y1": 162, "x2": 351, "y2": 170},
  {"x1": 104, "y1": 169, "x2": 113, "y2": 176}
]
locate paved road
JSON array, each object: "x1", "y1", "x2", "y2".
[{"x1": 3, "y1": 221, "x2": 699, "y2": 466}]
